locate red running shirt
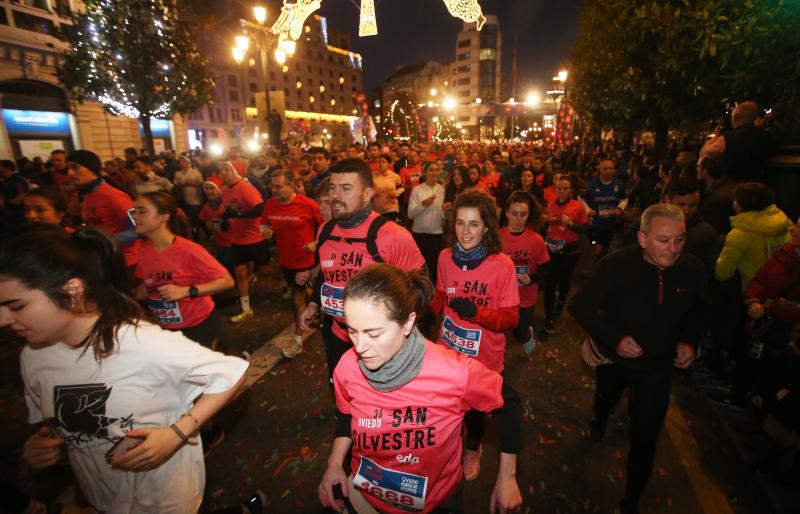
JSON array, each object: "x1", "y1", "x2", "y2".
[
  {"x1": 545, "y1": 199, "x2": 588, "y2": 250},
  {"x1": 317, "y1": 211, "x2": 425, "y2": 341},
  {"x1": 500, "y1": 227, "x2": 550, "y2": 308},
  {"x1": 436, "y1": 250, "x2": 519, "y2": 372},
  {"x1": 135, "y1": 237, "x2": 228, "y2": 329},
  {"x1": 221, "y1": 179, "x2": 264, "y2": 245},
  {"x1": 399, "y1": 164, "x2": 422, "y2": 202},
  {"x1": 198, "y1": 202, "x2": 232, "y2": 247},
  {"x1": 334, "y1": 340, "x2": 503, "y2": 514},
  {"x1": 261, "y1": 194, "x2": 321, "y2": 269},
  {"x1": 81, "y1": 181, "x2": 140, "y2": 266}
]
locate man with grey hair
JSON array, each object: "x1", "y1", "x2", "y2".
[
  {"x1": 569, "y1": 203, "x2": 707, "y2": 514},
  {"x1": 700, "y1": 100, "x2": 774, "y2": 182}
]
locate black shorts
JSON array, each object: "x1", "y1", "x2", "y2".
[
  {"x1": 280, "y1": 266, "x2": 314, "y2": 291},
  {"x1": 589, "y1": 227, "x2": 614, "y2": 248},
  {"x1": 174, "y1": 310, "x2": 221, "y2": 348},
  {"x1": 232, "y1": 240, "x2": 269, "y2": 267}
]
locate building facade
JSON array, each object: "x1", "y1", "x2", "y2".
[
  {"x1": 0, "y1": 0, "x2": 187, "y2": 162},
  {"x1": 450, "y1": 15, "x2": 502, "y2": 138},
  {"x1": 189, "y1": 13, "x2": 364, "y2": 152}
]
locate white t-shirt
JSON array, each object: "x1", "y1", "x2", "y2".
[
  {"x1": 173, "y1": 168, "x2": 204, "y2": 206},
  {"x1": 20, "y1": 322, "x2": 249, "y2": 514}
]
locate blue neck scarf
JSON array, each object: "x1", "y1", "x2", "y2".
[{"x1": 452, "y1": 242, "x2": 488, "y2": 270}]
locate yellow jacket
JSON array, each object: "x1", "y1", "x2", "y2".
[{"x1": 715, "y1": 204, "x2": 792, "y2": 289}]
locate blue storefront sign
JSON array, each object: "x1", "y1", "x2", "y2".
[
  {"x1": 139, "y1": 119, "x2": 171, "y2": 138},
  {"x1": 2, "y1": 109, "x2": 70, "y2": 135}
]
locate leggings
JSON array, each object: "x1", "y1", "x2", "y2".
[
  {"x1": 464, "y1": 373, "x2": 522, "y2": 454},
  {"x1": 543, "y1": 252, "x2": 580, "y2": 321},
  {"x1": 513, "y1": 306, "x2": 536, "y2": 342}
]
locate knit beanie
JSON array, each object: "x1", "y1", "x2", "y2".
[{"x1": 67, "y1": 150, "x2": 102, "y2": 175}]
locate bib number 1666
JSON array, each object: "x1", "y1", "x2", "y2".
[{"x1": 358, "y1": 481, "x2": 416, "y2": 507}]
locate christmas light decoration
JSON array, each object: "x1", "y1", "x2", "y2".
[
  {"x1": 270, "y1": 0, "x2": 322, "y2": 43},
  {"x1": 58, "y1": 0, "x2": 214, "y2": 154},
  {"x1": 441, "y1": 0, "x2": 486, "y2": 29},
  {"x1": 359, "y1": 0, "x2": 378, "y2": 37}
]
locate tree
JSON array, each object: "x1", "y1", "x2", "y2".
[
  {"x1": 570, "y1": 0, "x2": 800, "y2": 156},
  {"x1": 383, "y1": 92, "x2": 420, "y2": 141},
  {"x1": 434, "y1": 116, "x2": 460, "y2": 141},
  {"x1": 58, "y1": 0, "x2": 215, "y2": 156}
]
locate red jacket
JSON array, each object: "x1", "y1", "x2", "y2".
[{"x1": 744, "y1": 243, "x2": 800, "y2": 322}]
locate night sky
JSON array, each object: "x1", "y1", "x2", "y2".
[{"x1": 316, "y1": 0, "x2": 582, "y2": 94}]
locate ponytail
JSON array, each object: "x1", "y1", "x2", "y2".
[
  {"x1": 0, "y1": 223, "x2": 146, "y2": 361},
  {"x1": 344, "y1": 264, "x2": 433, "y2": 325}
]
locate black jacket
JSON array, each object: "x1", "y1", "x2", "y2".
[{"x1": 568, "y1": 245, "x2": 707, "y2": 368}]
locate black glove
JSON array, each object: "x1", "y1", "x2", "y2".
[
  {"x1": 449, "y1": 297, "x2": 477, "y2": 319},
  {"x1": 223, "y1": 204, "x2": 239, "y2": 219}
]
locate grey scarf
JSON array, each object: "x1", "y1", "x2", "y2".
[{"x1": 358, "y1": 327, "x2": 426, "y2": 392}]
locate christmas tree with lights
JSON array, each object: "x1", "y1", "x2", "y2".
[
  {"x1": 434, "y1": 116, "x2": 460, "y2": 141},
  {"x1": 58, "y1": 0, "x2": 214, "y2": 155}
]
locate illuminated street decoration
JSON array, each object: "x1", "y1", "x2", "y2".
[
  {"x1": 359, "y1": 0, "x2": 378, "y2": 37},
  {"x1": 270, "y1": 0, "x2": 322, "y2": 42},
  {"x1": 441, "y1": 0, "x2": 486, "y2": 29}
]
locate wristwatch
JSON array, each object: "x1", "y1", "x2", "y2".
[{"x1": 188, "y1": 286, "x2": 199, "y2": 298}]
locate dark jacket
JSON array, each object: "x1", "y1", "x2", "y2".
[
  {"x1": 743, "y1": 243, "x2": 800, "y2": 323},
  {"x1": 621, "y1": 215, "x2": 720, "y2": 278},
  {"x1": 568, "y1": 245, "x2": 707, "y2": 368},
  {"x1": 722, "y1": 123, "x2": 774, "y2": 182},
  {"x1": 700, "y1": 177, "x2": 736, "y2": 236}
]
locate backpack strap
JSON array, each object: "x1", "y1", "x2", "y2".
[
  {"x1": 316, "y1": 215, "x2": 391, "y2": 263},
  {"x1": 365, "y1": 215, "x2": 390, "y2": 263}
]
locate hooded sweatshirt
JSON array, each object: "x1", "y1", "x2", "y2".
[{"x1": 715, "y1": 204, "x2": 792, "y2": 289}]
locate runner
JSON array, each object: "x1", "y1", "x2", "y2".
[
  {"x1": 585, "y1": 158, "x2": 627, "y2": 258},
  {"x1": 318, "y1": 264, "x2": 523, "y2": 514},
  {"x1": 1, "y1": 224, "x2": 247, "y2": 513},
  {"x1": 542, "y1": 174, "x2": 589, "y2": 336},
  {"x1": 298, "y1": 158, "x2": 425, "y2": 384},
  {"x1": 219, "y1": 162, "x2": 268, "y2": 323},
  {"x1": 198, "y1": 178, "x2": 233, "y2": 272},
  {"x1": 23, "y1": 187, "x2": 72, "y2": 230},
  {"x1": 132, "y1": 191, "x2": 234, "y2": 350},
  {"x1": 260, "y1": 169, "x2": 322, "y2": 358},
  {"x1": 501, "y1": 191, "x2": 550, "y2": 354},
  {"x1": 371, "y1": 154, "x2": 404, "y2": 223},
  {"x1": 431, "y1": 190, "x2": 523, "y2": 487},
  {"x1": 67, "y1": 150, "x2": 140, "y2": 268}
]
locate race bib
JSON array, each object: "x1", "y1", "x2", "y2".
[
  {"x1": 441, "y1": 315, "x2": 481, "y2": 357},
  {"x1": 515, "y1": 265, "x2": 529, "y2": 285},
  {"x1": 148, "y1": 298, "x2": 183, "y2": 325},
  {"x1": 545, "y1": 237, "x2": 565, "y2": 253},
  {"x1": 321, "y1": 283, "x2": 345, "y2": 318},
  {"x1": 598, "y1": 208, "x2": 615, "y2": 217},
  {"x1": 354, "y1": 456, "x2": 427, "y2": 512}
]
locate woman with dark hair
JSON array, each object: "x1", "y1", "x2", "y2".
[
  {"x1": 501, "y1": 191, "x2": 550, "y2": 354},
  {"x1": 23, "y1": 187, "x2": 71, "y2": 229},
  {"x1": 133, "y1": 191, "x2": 234, "y2": 350},
  {"x1": 0, "y1": 224, "x2": 247, "y2": 513},
  {"x1": 442, "y1": 165, "x2": 466, "y2": 212},
  {"x1": 318, "y1": 264, "x2": 521, "y2": 514},
  {"x1": 542, "y1": 174, "x2": 589, "y2": 335},
  {"x1": 431, "y1": 190, "x2": 522, "y2": 497}
]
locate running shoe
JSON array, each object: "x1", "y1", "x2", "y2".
[
  {"x1": 281, "y1": 287, "x2": 293, "y2": 300},
  {"x1": 462, "y1": 444, "x2": 482, "y2": 481},
  {"x1": 230, "y1": 310, "x2": 254, "y2": 323},
  {"x1": 523, "y1": 332, "x2": 536, "y2": 354},
  {"x1": 282, "y1": 335, "x2": 304, "y2": 359},
  {"x1": 543, "y1": 319, "x2": 555, "y2": 334}
]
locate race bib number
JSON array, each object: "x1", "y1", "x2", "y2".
[
  {"x1": 545, "y1": 237, "x2": 565, "y2": 254},
  {"x1": 598, "y1": 208, "x2": 615, "y2": 218},
  {"x1": 148, "y1": 298, "x2": 183, "y2": 325},
  {"x1": 354, "y1": 456, "x2": 427, "y2": 512},
  {"x1": 441, "y1": 315, "x2": 481, "y2": 357},
  {"x1": 321, "y1": 283, "x2": 345, "y2": 318}
]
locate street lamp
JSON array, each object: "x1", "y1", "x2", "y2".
[
  {"x1": 558, "y1": 70, "x2": 568, "y2": 83},
  {"x1": 526, "y1": 92, "x2": 540, "y2": 106},
  {"x1": 443, "y1": 97, "x2": 456, "y2": 109},
  {"x1": 253, "y1": 5, "x2": 267, "y2": 24},
  {"x1": 430, "y1": 88, "x2": 437, "y2": 97},
  {"x1": 235, "y1": 35, "x2": 250, "y2": 52}
]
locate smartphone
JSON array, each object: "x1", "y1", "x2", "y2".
[{"x1": 105, "y1": 435, "x2": 143, "y2": 461}]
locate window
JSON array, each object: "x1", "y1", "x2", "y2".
[
  {"x1": 479, "y1": 48, "x2": 496, "y2": 61},
  {"x1": 459, "y1": 116, "x2": 470, "y2": 122},
  {"x1": 249, "y1": 96, "x2": 256, "y2": 106},
  {"x1": 457, "y1": 52, "x2": 470, "y2": 61},
  {"x1": 457, "y1": 39, "x2": 471, "y2": 48},
  {"x1": 269, "y1": 72, "x2": 276, "y2": 80},
  {"x1": 329, "y1": 70, "x2": 333, "y2": 77},
  {"x1": 208, "y1": 109, "x2": 216, "y2": 123},
  {"x1": 228, "y1": 90, "x2": 239, "y2": 101},
  {"x1": 297, "y1": 102, "x2": 303, "y2": 110},
  {"x1": 227, "y1": 74, "x2": 238, "y2": 86},
  {"x1": 456, "y1": 77, "x2": 471, "y2": 86},
  {"x1": 248, "y1": 68, "x2": 257, "y2": 77},
  {"x1": 231, "y1": 108, "x2": 242, "y2": 122},
  {"x1": 479, "y1": 33, "x2": 497, "y2": 49},
  {"x1": 307, "y1": 65, "x2": 313, "y2": 72},
  {"x1": 249, "y1": 83, "x2": 257, "y2": 91},
  {"x1": 458, "y1": 89, "x2": 471, "y2": 97}
]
